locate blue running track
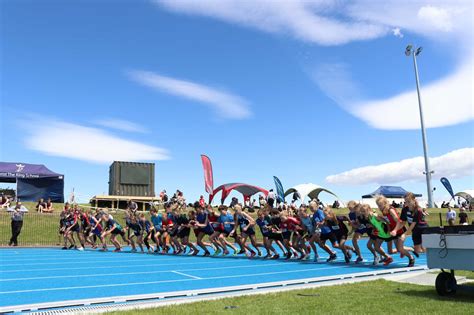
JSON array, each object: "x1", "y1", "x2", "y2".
[{"x1": 0, "y1": 239, "x2": 426, "y2": 312}]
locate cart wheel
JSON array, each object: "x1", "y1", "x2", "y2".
[{"x1": 435, "y1": 272, "x2": 457, "y2": 296}]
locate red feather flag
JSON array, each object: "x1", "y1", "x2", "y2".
[{"x1": 200, "y1": 155, "x2": 214, "y2": 195}]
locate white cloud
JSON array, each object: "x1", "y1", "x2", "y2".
[
  {"x1": 351, "y1": 58, "x2": 473, "y2": 129},
  {"x1": 392, "y1": 27, "x2": 404, "y2": 38},
  {"x1": 94, "y1": 118, "x2": 148, "y2": 133},
  {"x1": 129, "y1": 70, "x2": 252, "y2": 120},
  {"x1": 24, "y1": 118, "x2": 170, "y2": 164},
  {"x1": 154, "y1": 1, "x2": 471, "y2": 45},
  {"x1": 417, "y1": 5, "x2": 453, "y2": 32},
  {"x1": 326, "y1": 148, "x2": 474, "y2": 185},
  {"x1": 153, "y1": 0, "x2": 388, "y2": 46},
  {"x1": 312, "y1": 57, "x2": 473, "y2": 129}
]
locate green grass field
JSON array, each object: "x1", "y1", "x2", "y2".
[
  {"x1": 105, "y1": 279, "x2": 473, "y2": 315},
  {"x1": 0, "y1": 202, "x2": 468, "y2": 246}
]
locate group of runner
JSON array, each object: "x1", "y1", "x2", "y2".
[{"x1": 59, "y1": 192, "x2": 427, "y2": 267}]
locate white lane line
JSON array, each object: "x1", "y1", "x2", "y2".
[
  {"x1": 0, "y1": 262, "x2": 284, "y2": 282},
  {"x1": 0, "y1": 266, "x2": 346, "y2": 294},
  {"x1": 2, "y1": 254, "x2": 147, "y2": 262},
  {"x1": 0, "y1": 256, "x2": 194, "y2": 267},
  {"x1": 0, "y1": 259, "x2": 246, "y2": 273},
  {"x1": 172, "y1": 271, "x2": 202, "y2": 280}
]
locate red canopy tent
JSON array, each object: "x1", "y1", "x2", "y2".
[{"x1": 210, "y1": 183, "x2": 268, "y2": 204}]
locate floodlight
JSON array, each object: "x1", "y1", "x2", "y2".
[
  {"x1": 405, "y1": 45, "x2": 413, "y2": 56},
  {"x1": 415, "y1": 47, "x2": 423, "y2": 56}
]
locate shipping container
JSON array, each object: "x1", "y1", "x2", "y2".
[{"x1": 108, "y1": 161, "x2": 155, "y2": 197}]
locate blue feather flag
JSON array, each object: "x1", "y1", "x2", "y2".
[{"x1": 273, "y1": 176, "x2": 285, "y2": 203}]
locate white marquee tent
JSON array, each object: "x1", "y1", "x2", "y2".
[
  {"x1": 284, "y1": 183, "x2": 339, "y2": 203},
  {"x1": 454, "y1": 190, "x2": 474, "y2": 203}
]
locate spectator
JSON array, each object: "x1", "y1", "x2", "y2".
[
  {"x1": 1, "y1": 194, "x2": 11, "y2": 209},
  {"x1": 127, "y1": 199, "x2": 138, "y2": 213},
  {"x1": 252, "y1": 198, "x2": 259, "y2": 209},
  {"x1": 258, "y1": 195, "x2": 266, "y2": 208},
  {"x1": 43, "y1": 198, "x2": 54, "y2": 213},
  {"x1": 446, "y1": 207, "x2": 456, "y2": 226},
  {"x1": 267, "y1": 189, "x2": 276, "y2": 208},
  {"x1": 160, "y1": 190, "x2": 169, "y2": 203},
  {"x1": 459, "y1": 207, "x2": 468, "y2": 225},
  {"x1": 36, "y1": 198, "x2": 47, "y2": 213},
  {"x1": 199, "y1": 195, "x2": 206, "y2": 208},
  {"x1": 229, "y1": 197, "x2": 238, "y2": 208},
  {"x1": 7, "y1": 202, "x2": 28, "y2": 246},
  {"x1": 292, "y1": 192, "x2": 300, "y2": 202}
]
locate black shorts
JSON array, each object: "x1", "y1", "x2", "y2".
[
  {"x1": 282, "y1": 231, "x2": 292, "y2": 240},
  {"x1": 268, "y1": 232, "x2": 283, "y2": 242},
  {"x1": 169, "y1": 228, "x2": 179, "y2": 237},
  {"x1": 378, "y1": 235, "x2": 398, "y2": 242},
  {"x1": 320, "y1": 232, "x2": 337, "y2": 243},
  {"x1": 70, "y1": 225, "x2": 80, "y2": 233},
  {"x1": 242, "y1": 228, "x2": 255, "y2": 236},
  {"x1": 111, "y1": 229, "x2": 125, "y2": 236},
  {"x1": 368, "y1": 232, "x2": 378, "y2": 241},
  {"x1": 198, "y1": 228, "x2": 214, "y2": 236},
  {"x1": 334, "y1": 231, "x2": 347, "y2": 242},
  {"x1": 177, "y1": 227, "x2": 191, "y2": 239},
  {"x1": 412, "y1": 226, "x2": 427, "y2": 246}
]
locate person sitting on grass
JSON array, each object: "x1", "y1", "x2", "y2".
[
  {"x1": 1, "y1": 194, "x2": 11, "y2": 209},
  {"x1": 43, "y1": 198, "x2": 54, "y2": 213},
  {"x1": 36, "y1": 198, "x2": 47, "y2": 213}
]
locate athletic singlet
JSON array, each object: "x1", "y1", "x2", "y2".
[
  {"x1": 139, "y1": 220, "x2": 152, "y2": 233},
  {"x1": 313, "y1": 210, "x2": 331, "y2": 234},
  {"x1": 384, "y1": 208, "x2": 403, "y2": 235},
  {"x1": 256, "y1": 216, "x2": 271, "y2": 234},
  {"x1": 80, "y1": 214, "x2": 90, "y2": 227},
  {"x1": 106, "y1": 218, "x2": 123, "y2": 231},
  {"x1": 218, "y1": 213, "x2": 234, "y2": 231},
  {"x1": 151, "y1": 214, "x2": 163, "y2": 229},
  {"x1": 280, "y1": 217, "x2": 300, "y2": 232},
  {"x1": 300, "y1": 216, "x2": 314, "y2": 233}
]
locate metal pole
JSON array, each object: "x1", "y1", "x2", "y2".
[{"x1": 412, "y1": 51, "x2": 434, "y2": 208}]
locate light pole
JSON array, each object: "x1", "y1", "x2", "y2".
[{"x1": 405, "y1": 45, "x2": 434, "y2": 208}]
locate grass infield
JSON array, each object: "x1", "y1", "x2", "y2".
[{"x1": 105, "y1": 279, "x2": 473, "y2": 315}]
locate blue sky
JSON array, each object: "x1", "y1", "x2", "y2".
[{"x1": 1, "y1": 0, "x2": 473, "y2": 204}]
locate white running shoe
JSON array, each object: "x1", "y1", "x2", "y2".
[{"x1": 373, "y1": 256, "x2": 380, "y2": 265}]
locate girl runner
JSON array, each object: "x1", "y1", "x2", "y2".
[
  {"x1": 138, "y1": 213, "x2": 155, "y2": 252},
  {"x1": 175, "y1": 209, "x2": 199, "y2": 255},
  {"x1": 279, "y1": 210, "x2": 302, "y2": 260},
  {"x1": 193, "y1": 202, "x2": 214, "y2": 256},
  {"x1": 324, "y1": 208, "x2": 354, "y2": 263},
  {"x1": 125, "y1": 214, "x2": 142, "y2": 252},
  {"x1": 234, "y1": 204, "x2": 261, "y2": 257},
  {"x1": 399, "y1": 192, "x2": 427, "y2": 255},
  {"x1": 215, "y1": 205, "x2": 238, "y2": 256},
  {"x1": 357, "y1": 204, "x2": 383, "y2": 264},
  {"x1": 101, "y1": 213, "x2": 129, "y2": 252},
  {"x1": 298, "y1": 206, "x2": 317, "y2": 261},
  {"x1": 149, "y1": 208, "x2": 163, "y2": 252},
  {"x1": 375, "y1": 196, "x2": 415, "y2": 267},
  {"x1": 311, "y1": 202, "x2": 337, "y2": 262},
  {"x1": 256, "y1": 209, "x2": 278, "y2": 258}
]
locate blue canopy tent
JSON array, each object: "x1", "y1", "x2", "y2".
[
  {"x1": 362, "y1": 186, "x2": 422, "y2": 199},
  {"x1": 0, "y1": 162, "x2": 64, "y2": 202}
]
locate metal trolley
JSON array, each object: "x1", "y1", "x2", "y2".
[{"x1": 422, "y1": 225, "x2": 474, "y2": 295}]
